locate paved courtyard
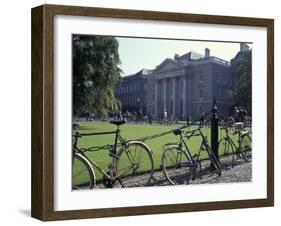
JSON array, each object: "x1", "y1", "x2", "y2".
[{"x1": 96, "y1": 154, "x2": 252, "y2": 188}]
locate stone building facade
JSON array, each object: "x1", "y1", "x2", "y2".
[
  {"x1": 115, "y1": 69, "x2": 150, "y2": 115},
  {"x1": 115, "y1": 48, "x2": 237, "y2": 120},
  {"x1": 147, "y1": 48, "x2": 233, "y2": 119}
]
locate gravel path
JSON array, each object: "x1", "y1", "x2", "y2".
[{"x1": 96, "y1": 154, "x2": 252, "y2": 188}]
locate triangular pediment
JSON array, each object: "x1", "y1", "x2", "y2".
[{"x1": 154, "y1": 59, "x2": 183, "y2": 73}]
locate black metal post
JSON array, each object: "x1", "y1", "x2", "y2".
[{"x1": 211, "y1": 98, "x2": 219, "y2": 160}]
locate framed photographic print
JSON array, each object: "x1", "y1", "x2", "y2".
[{"x1": 31, "y1": 4, "x2": 274, "y2": 221}]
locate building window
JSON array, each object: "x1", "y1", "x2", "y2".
[
  {"x1": 216, "y1": 74, "x2": 219, "y2": 82},
  {"x1": 200, "y1": 74, "x2": 203, "y2": 82},
  {"x1": 200, "y1": 89, "x2": 203, "y2": 98},
  {"x1": 223, "y1": 73, "x2": 226, "y2": 83}
]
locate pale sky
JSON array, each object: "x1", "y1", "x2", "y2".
[{"x1": 116, "y1": 37, "x2": 252, "y2": 76}]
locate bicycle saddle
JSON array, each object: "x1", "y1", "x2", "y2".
[
  {"x1": 110, "y1": 119, "x2": 126, "y2": 126},
  {"x1": 173, "y1": 126, "x2": 186, "y2": 135},
  {"x1": 173, "y1": 128, "x2": 182, "y2": 135}
]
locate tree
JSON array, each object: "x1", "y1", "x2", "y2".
[
  {"x1": 72, "y1": 35, "x2": 122, "y2": 117},
  {"x1": 231, "y1": 49, "x2": 252, "y2": 114}
]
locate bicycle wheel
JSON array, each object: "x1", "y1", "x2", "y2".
[
  {"x1": 162, "y1": 145, "x2": 193, "y2": 185},
  {"x1": 72, "y1": 153, "x2": 95, "y2": 190},
  {"x1": 218, "y1": 138, "x2": 235, "y2": 167},
  {"x1": 240, "y1": 134, "x2": 252, "y2": 162},
  {"x1": 115, "y1": 141, "x2": 154, "y2": 187}
]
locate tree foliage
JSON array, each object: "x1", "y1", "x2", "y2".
[
  {"x1": 72, "y1": 35, "x2": 122, "y2": 116},
  {"x1": 231, "y1": 49, "x2": 252, "y2": 114}
]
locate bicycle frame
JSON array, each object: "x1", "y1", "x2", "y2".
[
  {"x1": 72, "y1": 126, "x2": 127, "y2": 181},
  {"x1": 174, "y1": 127, "x2": 207, "y2": 164},
  {"x1": 220, "y1": 126, "x2": 249, "y2": 154},
  {"x1": 166, "y1": 126, "x2": 219, "y2": 179},
  {"x1": 193, "y1": 129, "x2": 215, "y2": 160}
]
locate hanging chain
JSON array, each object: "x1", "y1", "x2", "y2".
[{"x1": 135, "y1": 130, "x2": 174, "y2": 142}]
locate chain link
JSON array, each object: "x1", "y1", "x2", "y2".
[{"x1": 135, "y1": 130, "x2": 174, "y2": 142}]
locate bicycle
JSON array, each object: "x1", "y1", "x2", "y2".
[
  {"x1": 161, "y1": 123, "x2": 221, "y2": 185},
  {"x1": 72, "y1": 120, "x2": 154, "y2": 189},
  {"x1": 218, "y1": 120, "x2": 252, "y2": 167}
]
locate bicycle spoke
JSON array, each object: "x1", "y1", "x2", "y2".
[
  {"x1": 117, "y1": 165, "x2": 135, "y2": 177},
  {"x1": 162, "y1": 146, "x2": 192, "y2": 185},
  {"x1": 165, "y1": 151, "x2": 176, "y2": 166},
  {"x1": 125, "y1": 147, "x2": 135, "y2": 164}
]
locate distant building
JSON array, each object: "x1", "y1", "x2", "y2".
[
  {"x1": 115, "y1": 69, "x2": 151, "y2": 115},
  {"x1": 115, "y1": 46, "x2": 250, "y2": 120},
  {"x1": 147, "y1": 48, "x2": 233, "y2": 119}
]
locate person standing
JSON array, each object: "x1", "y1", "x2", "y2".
[
  {"x1": 163, "y1": 109, "x2": 168, "y2": 125},
  {"x1": 186, "y1": 114, "x2": 190, "y2": 127},
  {"x1": 148, "y1": 114, "x2": 152, "y2": 125},
  {"x1": 233, "y1": 106, "x2": 240, "y2": 122},
  {"x1": 199, "y1": 112, "x2": 205, "y2": 127}
]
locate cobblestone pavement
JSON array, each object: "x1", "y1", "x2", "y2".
[{"x1": 96, "y1": 154, "x2": 252, "y2": 188}]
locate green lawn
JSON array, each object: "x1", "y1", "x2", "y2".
[{"x1": 74, "y1": 121, "x2": 232, "y2": 181}]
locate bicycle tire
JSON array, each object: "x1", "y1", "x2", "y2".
[
  {"x1": 218, "y1": 138, "x2": 236, "y2": 167},
  {"x1": 72, "y1": 152, "x2": 95, "y2": 190},
  {"x1": 162, "y1": 145, "x2": 193, "y2": 185},
  {"x1": 240, "y1": 134, "x2": 252, "y2": 162},
  {"x1": 115, "y1": 141, "x2": 154, "y2": 188}
]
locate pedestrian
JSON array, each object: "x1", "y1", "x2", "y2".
[
  {"x1": 199, "y1": 112, "x2": 205, "y2": 127},
  {"x1": 148, "y1": 114, "x2": 152, "y2": 125},
  {"x1": 163, "y1": 109, "x2": 168, "y2": 125},
  {"x1": 233, "y1": 106, "x2": 240, "y2": 122},
  {"x1": 186, "y1": 114, "x2": 190, "y2": 127}
]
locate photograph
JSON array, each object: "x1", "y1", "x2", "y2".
[
  {"x1": 71, "y1": 35, "x2": 252, "y2": 189},
  {"x1": 30, "y1": 4, "x2": 273, "y2": 221}
]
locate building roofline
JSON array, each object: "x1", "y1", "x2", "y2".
[{"x1": 120, "y1": 68, "x2": 152, "y2": 81}]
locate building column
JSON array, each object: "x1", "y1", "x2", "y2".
[
  {"x1": 188, "y1": 74, "x2": 192, "y2": 118},
  {"x1": 154, "y1": 81, "x2": 158, "y2": 117},
  {"x1": 172, "y1": 78, "x2": 176, "y2": 117},
  {"x1": 163, "y1": 79, "x2": 167, "y2": 112},
  {"x1": 182, "y1": 76, "x2": 187, "y2": 117}
]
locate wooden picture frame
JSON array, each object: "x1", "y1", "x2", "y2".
[{"x1": 31, "y1": 4, "x2": 274, "y2": 221}]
